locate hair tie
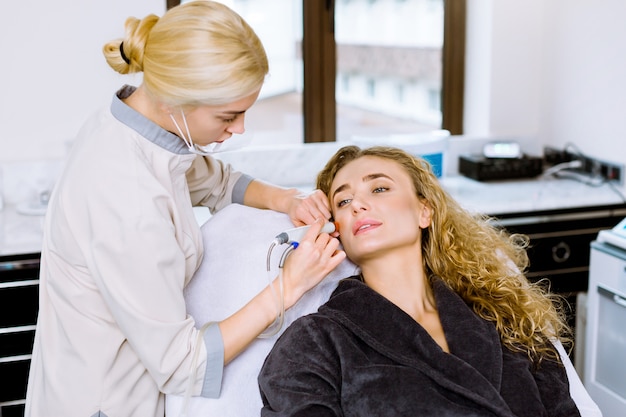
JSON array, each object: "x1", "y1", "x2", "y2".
[{"x1": 119, "y1": 42, "x2": 130, "y2": 65}]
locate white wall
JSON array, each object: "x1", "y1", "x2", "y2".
[
  {"x1": 1, "y1": 0, "x2": 624, "y2": 166},
  {"x1": 0, "y1": 0, "x2": 162, "y2": 162},
  {"x1": 539, "y1": 0, "x2": 626, "y2": 161},
  {"x1": 464, "y1": 0, "x2": 626, "y2": 164},
  {"x1": 464, "y1": 0, "x2": 546, "y2": 139}
]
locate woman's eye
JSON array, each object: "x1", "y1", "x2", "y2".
[
  {"x1": 337, "y1": 198, "x2": 351, "y2": 208},
  {"x1": 373, "y1": 186, "x2": 388, "y2": 193}
]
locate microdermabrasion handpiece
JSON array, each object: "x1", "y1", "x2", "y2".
[{"x1": 274, "y1": 222, "x2": 337, "y2": 245}]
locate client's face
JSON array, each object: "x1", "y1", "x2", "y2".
[{"x1": 329, "y1": 156, "x2": 432, "y2": 264}]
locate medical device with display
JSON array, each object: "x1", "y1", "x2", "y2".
[{"x1": 597, "y1": 217, "x2": 626, "y2": 251}]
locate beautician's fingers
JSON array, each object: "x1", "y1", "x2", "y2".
[
  {"x1": 281, "y1": 220, "x2": 345, "y2": 308},
  {"x1": 289, "y1": 191, "x2": 330, "y2": 225},
  {"x1": 287, "y1": 189, "x2": 332, "y2": 226}
]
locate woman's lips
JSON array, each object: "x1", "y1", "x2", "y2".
[{"x1": 353, "y1": 219, "x2": 382, "y2": 236}]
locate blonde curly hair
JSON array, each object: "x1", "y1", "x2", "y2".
[
  {"x1": 102, "y1": 0, "x2": 268, "y2": 108},
  {"x1": 316, "y1": 145, "x2": 571, "y2": 363}
]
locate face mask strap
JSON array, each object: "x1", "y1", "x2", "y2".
[
  {"x1": 168, "y1": 109, "x2": 232, "y2": 155},
  {"x1": 169, "y1": 111, "x2": 194, "y2": 150},
  {"x1": 180, "y1": 110, "x2": 193, "y2": 146}
]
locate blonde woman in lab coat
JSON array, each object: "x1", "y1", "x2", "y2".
[{"x1": 24, "y1": 2, "x2": 345, "y2": 416}]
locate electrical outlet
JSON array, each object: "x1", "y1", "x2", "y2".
[
  {"x1": 576, "y1": 155, "x2": 623, "y2": 184},
  {"x1": 543, "y1": 146, "x2": 624, "y2": 184},
  {"x1": 589, "y1": 158, "x2": 623, "y2": 183}
]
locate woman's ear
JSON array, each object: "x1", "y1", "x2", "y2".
[{"x1": 418, "y1": 201, "x2": 433, "y2": 229}]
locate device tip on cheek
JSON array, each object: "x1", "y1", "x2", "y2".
[{"x1": 333, "y1": 221, "x2": 340, "y2": 234}]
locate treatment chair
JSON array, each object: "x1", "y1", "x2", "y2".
[{"x1": 165, "y1": 204, "x2": 602, "y2": 417}]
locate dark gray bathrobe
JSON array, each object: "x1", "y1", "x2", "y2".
[{"x1": 258, "y1": 277, "x2": 580, "y2": 417}]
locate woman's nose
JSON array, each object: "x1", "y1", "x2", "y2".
[{"x1": 351, "y1": 195, "x2": 369, "y2": 213}]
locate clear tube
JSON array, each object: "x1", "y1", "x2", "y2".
[
  {"x1": 258, "y1": 268, "x2": 285, "y2": 338},
  {"x1": 258, "y1": 242, "x2": 294, "y2": 338}
]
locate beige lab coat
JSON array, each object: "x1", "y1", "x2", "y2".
[{"x1": 25, "y1": 86, "x2": 252, "y2": 417}]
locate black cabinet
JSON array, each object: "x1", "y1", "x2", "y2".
[
  {"x1": 0, "y1": 253, "x2": 40, "y2": 417},
  {"x1": 496, "y1": 205, "x2": 626, "y2": 293},
  {"x1": 493, "y1": 204, "x2": 626, "y2": 360}
]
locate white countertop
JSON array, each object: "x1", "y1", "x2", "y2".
[
  {"x1": 439, "y1": 175, "x2": 626, "y2": 216},
  {"x1": 2, "y1": 175, "x2": 625, "y2": 258},
  {"x1": 0, "y1": 205, "x2": 214, "y2": 257},
  {"x1": 0, "y1": 204, "x2": 45, "y2": 257}
]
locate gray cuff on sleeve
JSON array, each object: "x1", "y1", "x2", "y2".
[
  {"x1": 200, "y1": 323, "x2": 225, "y2": 398},
  {"x1": 232, "y1": 174, "x2": 254, "y2": 205}
]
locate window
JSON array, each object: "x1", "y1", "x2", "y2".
[
  {"x1": 170, "y1": 0, "x2": 465, "y2": 144},
  {"x1": 395, "y1": 84, "x2": 405, "y2": 104}
]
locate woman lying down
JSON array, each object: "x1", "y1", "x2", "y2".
[{"x1": 258, "y1": 146, "x2": 583, "y2": 417}]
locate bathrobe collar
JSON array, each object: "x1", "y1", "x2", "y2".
[{"x1": 320, "y1": 276, "x2": 512, "y2": 414}]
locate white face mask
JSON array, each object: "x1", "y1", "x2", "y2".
[{"x1": 169, "y1": 110, "x2": 251, "y2": 155}]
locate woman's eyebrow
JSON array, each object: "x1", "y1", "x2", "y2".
[
  {"x1": 364, "y1": 173, "x2": 393, "y2": 182},
  {"x1": 331, "y1": 173, "x2": 393, "y2": 199},
  {"x1": 331, "y1": 183, "x2": 349, "y2": 200}
]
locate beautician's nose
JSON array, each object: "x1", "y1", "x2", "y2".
[{"x1": 227, "y1": 115, "x2": 245, "y2": 134}]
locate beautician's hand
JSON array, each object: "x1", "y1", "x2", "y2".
[
  {"x1": 287, "y1": 189, "x2": 332, "y2": 227},
  {"x1": 281, "y1": 219, "x2": 345, "y2": 309}
]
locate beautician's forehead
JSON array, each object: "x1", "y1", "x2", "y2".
[{"x1": 210, "y1": 89, "x2": 262, "y2": 113}]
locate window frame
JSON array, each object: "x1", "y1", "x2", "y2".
[{"x1": 167, "y1": 0, "x2": 466, "y2": 141}]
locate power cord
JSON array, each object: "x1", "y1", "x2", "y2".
[
  {"x1": 543, "y1": 143, "x2": 626, "y2": 202},
  {"x1": 541, "y1": 160, "x2": 583, "y2": 178}
]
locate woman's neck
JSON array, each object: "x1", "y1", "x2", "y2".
[
  {"x1": 360, "y1": 253, "x2": 449, "y2": 352},
  {"x1": 360, "y1": 251, "x2": 436, "y2": 320}
]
